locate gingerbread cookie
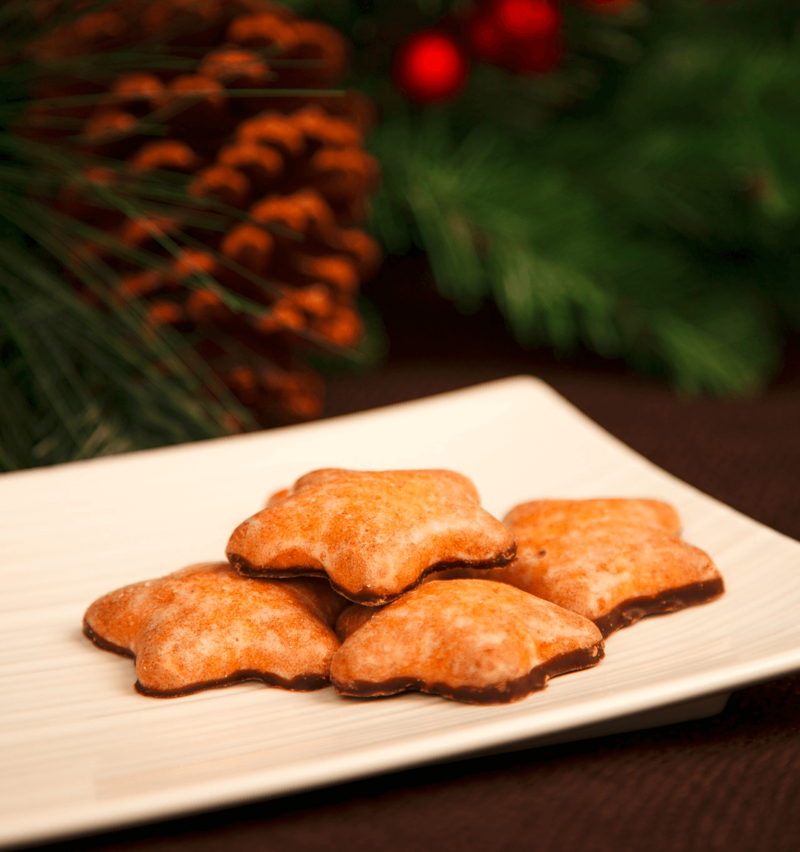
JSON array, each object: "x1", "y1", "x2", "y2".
[
  {"x1": 329, "y1": 579, "x2": 604, "y2": 704},
  {"x1": 496, "y1": 499, "x2": 724, "y2": 636},
  {"x1": 226, "y1": 469, "x2": 517, "y2": 605},
  {"x1": 83, "y1": 562, "x2": 347, "y2": 697}
]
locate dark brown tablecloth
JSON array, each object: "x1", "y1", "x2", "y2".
[{"x1": 30, "y1": 280, "x2": 800, "y2": 852}]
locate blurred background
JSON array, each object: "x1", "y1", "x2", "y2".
[{"x1": 2, "y1": 0, "x2": 799, "y2": 472}]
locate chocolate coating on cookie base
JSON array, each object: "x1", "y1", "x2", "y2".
[
  {"x1": 83, "y1": 620, "x2": 134, "y2": 660},
  {"x1": 594, "y1": 576, "x2": 726, "y2": 638},
  {"x1": 134, "y1": 669, "x2": 330, "y2": 698},
  {"x1": 333, "y1": 643, "x2": 605, "y2": 705},
  {"x1": 229, "y1": 547, "x2": 518, "y2": 606},
  {"x1": 83, "y1": 619, "x2": 330, "y2": 698}
]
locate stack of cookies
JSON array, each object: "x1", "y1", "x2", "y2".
[{"x1": 83, "y1": 468, "x2": 724, "y2": 704}]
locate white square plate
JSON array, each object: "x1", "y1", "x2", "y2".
[{"x1": 3, "y1": 376, "x2": 800, "y2": 849}]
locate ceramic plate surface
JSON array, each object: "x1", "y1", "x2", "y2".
[{"x1": 3, "y1": 377, "x2": 800, "y2": 849}]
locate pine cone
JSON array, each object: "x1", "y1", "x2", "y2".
[{"x1": 29, "y1": 0, "x2": 381, "y2": 427}]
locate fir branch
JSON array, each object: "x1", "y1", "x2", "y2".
[
  {"x1": 485, "y1": 240, "x2": 620, "y2": 357},
  {"x1": 7, "y1": 200, "x2": 259, "y2": 429},
  {"x1": 647, "y1": 295, "x2": 779, "y2": 398},
  {"x1": 0, "y1": 243, "x2": 241, "y2": 470},
  {"x1": 370, "y1": 106, "x2": 786, "y2": 394}
]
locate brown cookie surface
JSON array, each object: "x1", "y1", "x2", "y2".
[
  {"x1": 226, "y1": 469, "x2": 517, "y2": 605},
  {"x1": 329, "y1": 579, "x2": 604, "y2": 704},
  {"x1": 504, "y1": 498, "x2": 682, "y2": 537},
  {"x1": 497, "y1": 499, "x2": 724, "y2": 636},
  {"x1": 83, "y1": 562, "x2": 347, "y2": 697}
]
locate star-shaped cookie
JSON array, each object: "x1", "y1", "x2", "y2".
[
  {"x1": 83, "y1": 562, "x2": 347, "y2": 696},
  {"x1": 495, "y1": 499, "x2": 724, "y2": 636},
  {"x1": 225, "y1": 469, "x2": 518, "y2": 605},
  {"x1": 329, "y1": 579, "x2": 604, "y2": 704}
]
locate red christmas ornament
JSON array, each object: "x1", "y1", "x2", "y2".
[
  {"x1": 468, "y1": 0, "x2": 562, "y2": 75},
  {"x1": 393, "y1": 29, "x2": 470, "y2": 103}
]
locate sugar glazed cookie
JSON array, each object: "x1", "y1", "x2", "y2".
[
  {"x1": 83, "y1": 562, "x2": 346, "y2": 697},
  {"x1": 226, "y1": 469, "x2": 517, "y2": 605},
  {"x1": 496, "y1": 499, "x2": 724, "y2": 637},
  {"x1": 329, "y1": 579, "x2": 604, "y2": 704}
]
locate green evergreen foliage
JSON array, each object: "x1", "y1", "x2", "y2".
[{"x1": 296, "y1": 0, "x2": 800, "y2": 394}]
